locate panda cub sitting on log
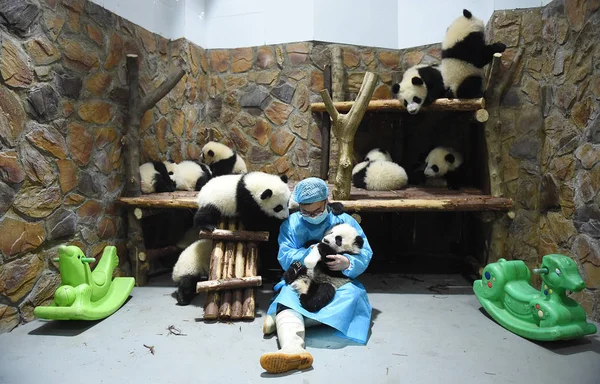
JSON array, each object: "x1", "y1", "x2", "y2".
[{"x1": 283, "y1": 223, "x2": 364, "y2": 312}]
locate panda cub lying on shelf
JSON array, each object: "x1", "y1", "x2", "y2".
[
  {"x1": 283, "y1": 223, "x2": 364, "y2": 312},
  {"x1": 412, "y1": 146, "x2": 465, "y2": 190}
]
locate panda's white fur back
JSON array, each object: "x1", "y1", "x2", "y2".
[
  {"x1": 170, "y1": 161, "x2": 204, "y2": 191},
  {"x1": 242, "y1": 172, "x2": 291, "y2": 220},
  {"x1": 163, "y1": 160, "x2": 177, "y2": 175},
  {"x1": 364, "y1": 148, "x2": 392, "y2": 162},
  {"x1": 139, "y1": 162, "x2": 158, "y2": 194},
  {"x1": 442, "y1": 13, "x2": 485, "y2": 50},
  {"x1": 352, "y1": 161, "x2": 369, "y2": 176},
  {"x1": 196, "y1": 174, "x2": 242, "y2": 216},
  {"x1": 352, "y1": 160, "x2": 408, "y2": 191},
  {"x1": 233, "y1": 154, "x2": 248, "y2": 174},
  {"x1": 172, "y1": 239, "x2": 213, "y2": 282},
  {"x1": 440, "y1": 59, "x2": 483, "y2": 96}
]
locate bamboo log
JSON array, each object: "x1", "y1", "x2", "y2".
[
  {"x1": 231, "y1": 223, "x2": 245, "y2": 319},
  {"x1": 320, "y1": 71, "x2": 379, "y2": 199},
  {"x1": 219, "y1": 221, "x2": 237, "y2": 319},
  {"x1": 310, "y1": 97, "x2": 485, "y2": 113},
  {"x1": 242, "y1": 243, "x2": 259, "y2": 319},
  {"x1": 197, "y1": 276, "x2": 262, "y2": 292},
  {"x1": 332, "y1": 196, "x2": 513, "y2": 212},
  {"x1": 198, "y1": 229, "x2": 270, "y2": 242},
  {"x1": 204, "y1": 220, "x2": 227, "y2": 320}
]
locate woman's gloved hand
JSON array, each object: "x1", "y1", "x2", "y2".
[{"x1": 326, "y1": 255, "x2": 350, "y2": 271}]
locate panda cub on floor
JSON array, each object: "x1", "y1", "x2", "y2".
[
  {"x1": 139, "y1": 161, "x2": 176, "y2": 194},
  {"x1": 441, "y1": 9, "x2": 506, "y2": 98},
  {"x1": 283, "y1": 223, "x2": 364, "y2": 312},
  {"x1": 352, "y1": 148, "x2": 408, "y2": 191},
  {"x1": 413, "y1": 147, "x2": 465, "y2": 190},
  {"x1": 170, "y1": 160, "x2": 212, "y2": 191},
  {"x1": 392, "y1": 64, "x2": 445, "y2": 115},
  {"x1": 194, "y1": 172, "x2": 291, "y2": 232},
  {"x1": 171, "y1": 227, "x2": 213, "y2": 305},
  {"x1": 201, "y1": 141, "x2": 248, "y2": 177}
]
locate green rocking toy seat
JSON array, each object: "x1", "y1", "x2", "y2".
[{"x1": 34, "y1": 245, "x2": 135, "y2": 321}]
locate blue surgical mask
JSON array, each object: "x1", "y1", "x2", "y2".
[{"x1": 302, "y1": 207, "x2": 329, "y2": 225}]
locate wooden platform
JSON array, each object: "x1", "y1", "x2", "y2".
[
  {"x1": 310, "y1": 98, "x2": 485, "y2": 113},
  {"x1": 116, "y1": 185, "x2": 513, "y2": 212}
]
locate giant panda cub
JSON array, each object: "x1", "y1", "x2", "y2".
[
  {"x1": 391, "y1": 64, "x2": 445, "y2": 114},
  {"x1": 194, "y1": 172, "x2": 290, "y2": 232},
  {"x1": 352, "y1": 148, "x2": 408, "y2": 191},
  {"x1": 441, "y1": 9, "x2": 506, "y2": 98},
  {"x1": 170, "y1": 160, "x2": 213, "y2": 191},
  {"x1": 283, "y1": 223, "x2": 364, "y2": 312},
  {"x1": 201, "y1": 141, "x2": 248, "y2": 177},
  {"x1": 421, "y1": 146, "x2": 465, "y2": 190},
  {"x1": 171, "y1": 227, "x2": 213, "y2": 305},
  {"x1": 139, "y1": 161, "x2": 176, "y2": 194}
]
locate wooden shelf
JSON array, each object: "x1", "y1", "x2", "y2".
[
  {"x1": 310, "y1": 98, "x2": 485, "y2": 113},
  {"x1": 117, "y1": 186, "x2": 513, "y2": 213}
]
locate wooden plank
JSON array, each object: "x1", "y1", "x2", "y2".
[
  {"x1": 337, "y1": 196, "x2": 513, "y2": 212},
  {"x1": 198, "y1": 229, "x2": 270, "y2": 242},
  {"x1": 311, "y1": 98, "x2": 485, "y2": 113},
  {"x1": 197, "y1": 276, "x2": 262, "y2": 292}
]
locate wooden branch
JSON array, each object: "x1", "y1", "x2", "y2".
[
  {"x1": 319, "y1": 90, "x2": 340, "y2": 125},
  {"x1": 484, "y1": 53, "x2": 502, "y2": 99},
  {"x1": 219, "y1": 221, "x2": 237, "y2": 319},
  {"x1": 196, "y1": 276, "x2": 262, "y2": 292},
  {"x1": 242, "y1": 243, "x2": 258, "y2": 319},
  {"x1": 493, "y1": 48, "x2": 524, "y2": 107},
  {"x1": 331, "y1": 46, "x2": 344, "y2": 101},
  {"x1": 320, "y1": 65, "x2": 332, "y2": 181},
  {"x1": 139, "y1": 67, "x2": 186, "y2": 114},
  {"x1": 198, "y1": 229, "x2": 270, "y2": 242},
  {"x1": 231, "y1": 222, "x2": 245, "y2": 320},
  {"x1": 204, "y1": 220, "x2": 227, "y2": 320},
  {"x1": 330, "y1": 196, "x2": 513, "y2": 212},
  {"x1": 310, "y1": 98, "x2": 485, "y2": 113},
  {"x1": 117, "y1": 195, "x2": 197, "y2": 209}
]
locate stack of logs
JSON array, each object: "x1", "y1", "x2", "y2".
[{"x1": 197, "y1": 219, "x2": 269, "y2": 320}]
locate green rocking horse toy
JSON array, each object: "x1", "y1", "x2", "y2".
[
  {"x1": 473, "y1": 254, "x2": 597, "y2": 341},
  {"x1": 34, "y1": 245, "x2": 135, "y2": 321}
]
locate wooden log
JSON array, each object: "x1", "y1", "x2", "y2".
[
  {"x1": 321, "y1": 71, "x2": 379, "y2": 200},
  {"x1": 242, "y1": 243, "x2": 259, "y2": 319},
  {"x1": 310, "y1": 97, "x2": 485, "y2": 113},
  {"x1": 204, "y1": 220, "x2": 227, "y2": 320},
  {"x1": 145, "y1": 245, "x2": 180, "y2": 261},
  {"x1": 118, "y1": 195, "x2": 197, "y2": 209},
  {"x1": 198, "y1": 229, "x2": 270, "y2": 242},
  {"x1": 197, "y1": 276, "x2": 262, "y2": 292},
  {"x1": 475, "y1": 109, "x2": 489, "y2": 123},
  {"x1": 231, "y1": 222, "x2": 245, "y2": 319},
  {"x1": 133, "y1": 207, "x2": 164, "y2": 220},
  {"x1": 219, "y1": 221, "x2": 237, "y2": 319},
  {"x1": 320, "y1": 65, "x2": 332, "y2": 181},
  {"x1": 331, "y1": 46, "x2": 344, "y2": 102},
  {"x1": 333, "y1": 196, "x2": 513, "y2": 212}
]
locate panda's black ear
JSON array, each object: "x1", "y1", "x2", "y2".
[
  {"x1": 354, "y1": 236, "x2": 364, "y2": 249},
  {"x1": 445, "y1": 153, "x2": 456, "y2": 164},
  {"x1": 208, "y1": 150, "x2": 214, "y2": 157},
  {"x1": 463, "y1": 9, "x2": 472, "y2": 18},
  {"x1": 411, "y1": 77, "x2": 424, "y2": 86},
  {"x1": 280, "y1": 175, "x2": 288, "y2": 183},
  {"x1": 261, "y1": 189, "x2": 273, "y2": 200},
  {"x1": 391, "y1": 83, "x2": 400, "y2": 94}
]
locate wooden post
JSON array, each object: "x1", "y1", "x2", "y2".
[
  {"x1": 320, "y1": 65, "x2": 332, "y2": 181},
  {"x1": 242, "y1": 242, "x2": 259, "y2": 319},
  {"x1": 122, "y1": 54, "x2": 185, "y2": 286},
  {"x1": 218, "y1": 220, "x2": 237, "y2": 320},
  {"x1": 482, "y1": 50, "x2": 524, "y2": 264},
  {"x1": 204, "y1": 220, "x2": 227, "y2": 320},
  {"x1": 320, "y1": 71, "x2": 379, "y2": 199},
  {"x1": 231, "y1": 222, "x2": 245, "y2": 319},
  {"x1": 196, "y1": 276, "x2": 262, "y2": 292}
]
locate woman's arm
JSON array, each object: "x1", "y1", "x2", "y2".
[{"x1": 340, "y1": 216, "x2": 373, "y2": 279}]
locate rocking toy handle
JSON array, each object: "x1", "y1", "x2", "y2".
[
  {"x1": 52, "y1": 257, "x2": 96, "y2": 263},
  {"x1": 533, "y1": 267, "x2": 549, "y2": 274}
]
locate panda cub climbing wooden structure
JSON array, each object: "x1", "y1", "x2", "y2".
[
  {"x1": 201, "y1": 141, "x2": 248, "y2": 177},
  {"x1": 441, "y1": 9, "x2": 506, "y2": 98},
  {"x1": 392, "y1": 64, "x2": 445, "y2": 114},
  {"x1": 283, "y1": 223, "x2": 364, "y2": 312}
]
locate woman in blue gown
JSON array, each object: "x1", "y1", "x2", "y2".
[{"x1": 260, "y1": 178, "x2": 373, "y2": 374}]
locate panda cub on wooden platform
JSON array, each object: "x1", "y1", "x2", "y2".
[
  {"x1": 413, "y1": 146, "x2": 465, "y2": 190},
  {"x1": 201, "y1": 141, "x2": 248, "y2": 177},
  {"x1": 392, "y1": 64, "x2": 445, "y2": 115},
  {"x1": 283, "y1": 223, "x2": 364, "y2": 312},
  {"x1": 139, "y1": 161, "x2": 176, "y2": 194},
  {"x1": 352, "y1": 148, "x2": 409, "y2": 191}
]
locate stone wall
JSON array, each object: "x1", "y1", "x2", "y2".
[
  {"x1": 488, "y1": 0, "x2": 600, "y2": 320},
  {"x1": 0, "y1": 0, "x2": 202, "y2": 333}
]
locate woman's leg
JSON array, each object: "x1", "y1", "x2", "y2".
[{"x1": 259, "y1": 308, "x2": 314, "y2": 374}]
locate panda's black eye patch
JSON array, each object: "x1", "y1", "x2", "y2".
[
  {"x1": 432, "y1": 165, "x2": 439, "y2": 173},
  {"x1": 273, "y1": 205, "x2": 283, "y2": 212},
  {"x1": 260, "y1": 189, "x2": 273, "y2": 200},
  {"x1": 413, "y1": 96, "x2": 422, "y2": 104},
  {"x1": 403, "y1": 100, "x2": 408, "y2": 107},
  {"x1": 335, "y1": 236, "x2": 342, "y2": 247},
  {"x1": 168, "y1": 171, "x2": 173, "y2": 175},
  {"x1": 207, "y1": 150, "x2": 214, "y2": 157}
]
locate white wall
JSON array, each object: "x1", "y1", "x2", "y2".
[{"x1": 90, "y1": 0, "x2": 551, "y2": 50}]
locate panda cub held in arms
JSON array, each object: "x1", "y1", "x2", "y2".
[
  {"x1": 415, "y1": 146, "x2": 465, "y2": 190},
  {"x1": 171, "y1": 227, "x2": 213, "y2": 305},
  {"x1": 352, "y1": 148, "x2": 409, "y2": 191},
  {"x1": 139, "y1": 161, "x2": 176, "y2": 194},
  {"x1": 441, "y1": 9, "x2": 506, "y2": 98},
  {"x1": 283, "y1": 223, "x2": 364, "y2": 313},
  {"x1": 392, "y1": 64, "x2": 445, "y2": 114},
  {"x1": 194, "y1": 172, "x2": 291, "y2": 232},
  {"x1": 201, "y1": 141, "x2": 248, "y2": 177},
  {"x1": 170, "y1": 160, "x2": 212, "y2": 191}
]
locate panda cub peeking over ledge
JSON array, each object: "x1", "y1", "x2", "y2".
[
  {"x1": 283, "y1": 223, "x2": 364, "y2": 313},
  {"x1": 413, "y1": 146, "x2": 465, "y2": 190}
]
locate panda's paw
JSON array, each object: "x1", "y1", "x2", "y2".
[
  {"x1": 283, "y1": 262, "x2": 304, "y2": 284},
  {"x1": 291, "y1": 277, "x2": 310, "y2": 295}
]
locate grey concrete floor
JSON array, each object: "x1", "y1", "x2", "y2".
[{"x1": 1, "y1": 273, "x2": 599, "y2": 384}]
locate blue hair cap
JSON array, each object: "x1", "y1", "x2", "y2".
[{"x1": 292, "y1": 177, "x2": 329, "y2": 204}]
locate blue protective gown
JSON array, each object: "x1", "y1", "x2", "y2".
[{"x1": 266, "y1": 209, "x2": 374, "y2": 344}]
